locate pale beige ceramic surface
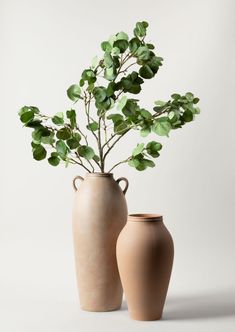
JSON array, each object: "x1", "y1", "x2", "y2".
[
  {"x1": 72, "y1": 173, "x2": 128, "y2": 312},
  {"x1": 116, "y1": 214, "x2": 174, "y2": 321}
]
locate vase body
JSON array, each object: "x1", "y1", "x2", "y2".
[
  {"x1": 116, "y1": 214, "x2": 174, "y2": 320},
  {"x1": 72, "y1": 173, "x2": 128, "y2": 312}
]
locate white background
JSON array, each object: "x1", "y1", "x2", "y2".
[{"x1": 1, "y1": 0, "x2": 235, "y2": 331}]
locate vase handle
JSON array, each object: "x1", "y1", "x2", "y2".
[
  {"x1": 73, "y1": 175, "x2": 84, "y2": 191},
  {"x1": 116, "y1": 177, "x2": 129, "y2": 195}
]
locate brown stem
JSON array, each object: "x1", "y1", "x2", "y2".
[
  {"x1": 98, "y1": 117, "x2": 104, "y2": 172},
  {"x1": 108, "y1": 157, "x2": 131, "y2": 173},
  {"x1": 70, "y1": 158, "x2": 91, "y2": 173}
]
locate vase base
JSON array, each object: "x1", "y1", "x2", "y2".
[{"x1": 80, "y1": 305, "x2": 121, "y2": 312}]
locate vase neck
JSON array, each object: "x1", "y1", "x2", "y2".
[
  {"x1": 85, "y1": 172, "x2": 113, "y2": 179},
  {"x1": 128, "y1": 214, "x2": 163, "y2": 222}
]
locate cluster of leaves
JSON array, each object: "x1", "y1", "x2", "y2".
[
  {"x1": 18, "y1": 106, "x2": 98, "y2": 169},
  {"x1": 18, "y1": 21, "x2": 200, "y2": 173}
]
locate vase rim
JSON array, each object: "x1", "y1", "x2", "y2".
[
  {"x1": 128, "y1": 214, "x2": 163, "y2": 222},
  {"x1": 85, "y1": 172, "x2": 113, "y2": 177}
]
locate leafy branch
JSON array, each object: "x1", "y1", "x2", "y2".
[{"x1": 18, "y1": 21, "x2": 200, "y2": 173}]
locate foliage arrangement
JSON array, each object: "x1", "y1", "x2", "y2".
[{"x1": 18, "y1": 21, "x2": 200, "y2": 173}]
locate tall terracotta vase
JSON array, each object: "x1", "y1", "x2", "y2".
[
  {"x1": 72, "y1": 172, "x2": 128, "y2": 312},
  {"x1": 116, "y1": 214, "x2": 174, "y2": 320}
]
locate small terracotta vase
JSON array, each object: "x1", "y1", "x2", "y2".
[
  {"x1": 116, "y1": 214, "x2": 174, "y2": 320},
  {"x1": 72, "y1": 172, "x2": 128, "y2": 312}
]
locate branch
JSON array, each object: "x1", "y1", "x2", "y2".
[
  {"x1": 70, "y1": 158, "x2": 91, "y2": 173},
  {"x1": 108, "y1": 157, "x2": 131, "y2": 173}
]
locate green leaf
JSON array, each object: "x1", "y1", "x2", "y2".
[
  {"x1": 140, "y1": 109, "x2": 152, "y2": 119},
  {"x1": 114, "y1": 121, "x2": 129, "y2": 134},
  {"x1": 107, "y1": 113, "x2": 124, "y2": 123},
  {"x1": 104, "y1": 67, "x2": 116, "y2": 81},
  {"x1": 25, "y1": 120, "x2": 42, "y2": 128},
  {"x1": 82, "y1": 69, "x2": 96, "y2": 84},
  {"x1": 148, "y1": 56, "x2": 163, "y2": 73},
  {"x1": 153, "y1": 118, "x2": 171, "y2": 136},
  {"x1": 117, "y1": 96, "x2": 128, "y2": 111},
  {"x1": 56, "y1": 127, "x2": 71, "y2": 140},
  {"x1": 66, "y1": 109, "x2": 77, "y2": 129},
  {"x1": 128, "y1": 158, "x2": 140, "y2": 168},
  {"x1": 116, "y1": 31, "x2": 129, "y2": 41},
  {"x1": 95, "y1": 97, "x2": 112, "y2": 111},
  {"x1": 67, "y1": 84, "x2": 81, "y2": 102},
  {"x1": 140, "y1": 127, "x2": 151, "y2": 137},
  {"x1": 52, "y1": 112, "x2": 64, "y2": 125},
  {"x1": 185, "y1": 92, "x2": 194, "y2": 102},
  {"x1": 132, "y1": 143, "x2": 145, "y2": 156},
  {"x1": 56, "y1": 140, "x2": 68, "y2": 159},
  {"x1": 41, "y1": 134, "x2": 55, "y2": 145},
  {"x1": 171, "y1": 93, "x2": 181, "y2": 100},
  {"x1": 193, "y1": 97, "x2": 200, "y2": 104},
  {"x1": 143, "y1": 159, "x2": 155, "y2": 168},
  {"x1": 182, "y1": 110, "x2": 194, "y2": 122},
  {"x1": 20, "y1": 110, "x2": 34, "y2": 123},
  {"x1": 87, "y1": 121, "x2": 98, "y2": 131},
  {"x1": 32, "y1": 127, "x2": 51, "y2": 142},
  {"x1": 66, "y1": 135, "x2": 81, "y2": 149},
  {"x1": 104, "y1": 52, "x2": 113, "y2": 68},
  {"x1": 106, "y1": 82, "x2": 116, "y2": 97},
  {"x1": 78, "y1": 145, "x2": 95, "y2": 160},
  {"x1": 154, "y1": 100, "x2": 167, "y2": 106},
  {"x1": 48, "y1": 154, "x2": 60, "y2": 166},
  {"x1": 129, "y1": 37, "x2": 141, "y2": 54},
  {"x1": 93, "y1": 155, "x2": 100, "y2": 162},
  {"x1": 101, "y1": 41, "x2": 112, "y2": 52},
  {"x1": 136, "y1": 46, "x2": 150, "y2": 60},
  {"x1": 111, "y1": 47, "x2": 120, "y2": 56},
  {"x1": 139, "y1": 65, "x2": 154, "y2": 79},
  {"x1": 113, "y1": 39, "x2": 128, "y2": 53},
  {"x1": 134, "y1": 21, "x2": 148, "y2": 38},
  {"x1": 18, "y1": 106, "x2": 39, "y2": 116},
  {"x1": 93, "y1": 87, "x2": 107, "y2": 102},
  {"x1": 91, "y1": 55, "x2": 99, "y2": 69},
  {"x1": 146, "y1": 141, "x2": 162, "y2": 157},
  {"x1": 33, "y1": 145, "x2": 47, "y2": 161}
]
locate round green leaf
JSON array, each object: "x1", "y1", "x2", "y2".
[
  {"x1": 48, "y1": 155, "x2": 60, "y2": 166},
  {"x1": 56, "y1": 127, "x2": 71, "y2": 140},
  {"x1": 87, "y1": 121, "x2": 98, "y2": 131},
  {"x1": 56, "y1": 140, "x2": 68, "y2": 159},
  {"x1": 136, "y1": 46, "x2": 150, "y2": 61},
  {"x1": 140, "y1": 127, "x2": 151, "y2": 137},
  {"x1": 117, "y1": 96, "x2": 128, "y2": 111},
  {"x1": 113, "y1": 40, "x2": 128, "y2": 53},
  {"x1": 20, "y1": 111, "x2": 34, "y2": 123},
  {"x1": 132, "y1": 143, "x2": 145, "y2": 156},
  {"x1": 139, "y1": 65, "x2": 154, "y2": 79},
  {"x1": 66, "y1": 138, "x2": 80, "y2": 149},
  {"x1": 93, "y1": 87, "x2": 107, "y2": 102},
  {"x1": 182, "y1": 110, "x2": 194, "y2": 122},
  {"x1": 101, "y1": 41, "x2": 112, "y2": 52},
  {"x1": 116, "y1": 31, "x2": 129, "y2": 41},
  {"x1": 153, "y1": 118, "x2": 171, "y2": 136},
  {"x1": 33, "y1": 145, "x2": 47, "y2": 161},
  {"x1": 104, "y1": 52, "x2": 113, "y2": 68},
  {"x1": 52, "y1": 112, "x2": 64, "y2": 125},
  {"x1": 78, "y1": 146, "x2": 95, "y2": 160},
  {"x1": 67, "y1": 84, "x2": 81, "y2": 102}
]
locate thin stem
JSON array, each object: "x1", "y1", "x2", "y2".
[
  {"x1": 108, "y1": 157, "x2": 131, "y2": 173},
  {"x1": 103, "y1": 128, "x2": 131, "y2": 162},
  {"x1": 70, "y1": 158, "x2": 91, "y2": 173},
  {"x1": 98, "y1": 117, "x2": 104, "y2": 172},
  {"x1": 102, "y1": 116, "x2": 109, "y2": 147}
]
